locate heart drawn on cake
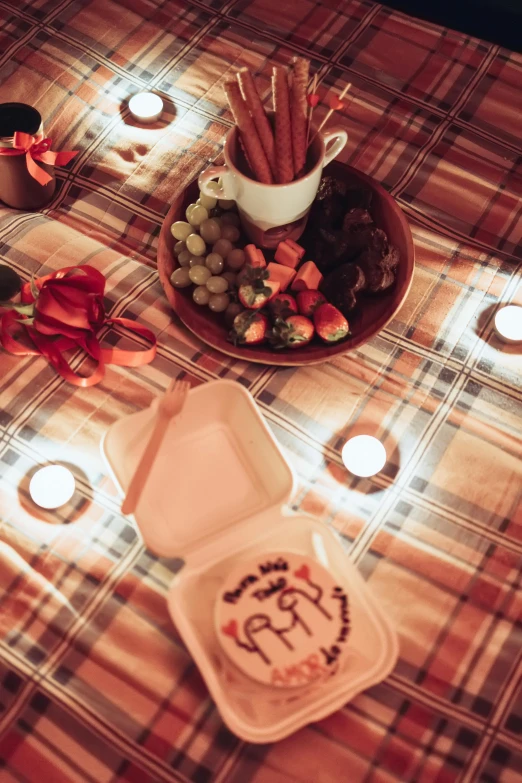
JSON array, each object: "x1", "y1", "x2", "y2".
[
  {"x1": 222, "y1": 620, "x2": 238, "y2": 638},
  {"x1": 307, "y1": 93, "x2": 320, "y2": 108},
  {"x1": 294, "y1": 564, "x2": 310, "y2": 580},
  {"x1": 328, "y1": 96, "x2": 344, "y2": 111}
]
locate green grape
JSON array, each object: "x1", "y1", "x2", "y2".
[
  {"x1": 208, "y1": 293, "x2": 230, "y2": 313},
  {"x1": 197, "y1": 192, "x2": 217, "y2": 210},
  {"x1": 170, "y1": 267, "x2": 192, "y2": 288},
  {"x1": 177, "y1": 250, "x2": 191, "y2": 267},
  {"x1": 226, "y1": 248, "x2": 245, "y2": 271},
  {"x1": 220, "y1": 224, "x2": 240, "y2": 243},
  {"x1": 213, "y1": 238, "x2": 233, "y2": 258},
  {"x1": 171, "y1": 221, "x2": 192, "y2": 241},
  {"x1": 199, "y1": 218, "x2": 222, "y2": 243},
  {"x1": 189, "y1": 265, "x2": 212, "y2": 286},
  {"x1": 224, "y1": 302, "x2": 243, "y2": 325},
  {"x1": 187, "y1": 204, "x2": 208, "y2": 227},
  {"x1": 186, "y1": 233, "x2": 206, "y2": 256},
  {"x1": 189, "y1": 255, "x2": 205, "y2": 267},
  {"x1": 220, "y1": 212, "x2": 240, "y2": 228},
  {"x1": 205, "y1": 253, "x2": 224, "y2": 275},
  {"x1": 174, "y1": 240, "x2": 186, "y2": 256},
  {"x1": 206, "y1": 181, "x2": 221, "y2": 194},
  {"x1": 218, "y1": 198, "x2": 235, "y2": 210},
  {"x1": 185, "y1": 203, "x2": 198, "y2": 222},
  {"x1": 193, "y1": 285, "x2": 210, "y2": 306},
  {"x1": 222, "y1": 271, "x2": 237, "y2": 287},
  {"x1": 206, "y1": 275, "x2": 229, "y2": 294}
]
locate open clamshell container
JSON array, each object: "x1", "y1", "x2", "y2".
[{"x1": 101, "y1": 380, "x2": 398, "y2": 743}]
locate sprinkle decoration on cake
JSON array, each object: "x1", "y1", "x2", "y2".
[{"x1": 215, "y1": 552, "x2": 350, "y2": 688}]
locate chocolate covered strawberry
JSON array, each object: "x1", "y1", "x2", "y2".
[
  {"x1": 313, "y1": 303, "x2": 349, "y2": 343},
  {"x1": 270, "y1": 315, "x2": 314, "y2": 349},
  {"x1": 238, "y1": 266, "x2": 280, "y2": 309},
  {"x1": 230, "y1": 310, "x2": 268, "y2": 345},
  {"x1": 296, "y1": 290, "x2": 326, "y2": 317},
  {"x1": 268, "y1": 292, "x2": 298, "y2": 318}
]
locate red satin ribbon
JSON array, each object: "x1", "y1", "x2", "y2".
[
  {"x1": 0, "y1": 131, "x2": 78, "y2": 186},
  {"x1": 0, "y1": 266, "x2": 157, "y2": 387}
]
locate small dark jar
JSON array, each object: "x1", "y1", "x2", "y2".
[{"x1": 0, "y1": 102, "x2": 56, "y2": 210}]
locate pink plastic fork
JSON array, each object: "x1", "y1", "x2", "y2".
[{"x1": 121, "y1": 379, "x2": 189, "y2": 515}]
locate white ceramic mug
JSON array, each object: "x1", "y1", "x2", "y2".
[{"x1": 198, "y1": 125, "x2": 347, "y2": 247}]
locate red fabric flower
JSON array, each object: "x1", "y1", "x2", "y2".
[
  {"x1": 32, "y1": 268, "x2": 105, "y2": 339},
  {"x1": 1, "y1": 265, "x2": 156, "y2": 387}
]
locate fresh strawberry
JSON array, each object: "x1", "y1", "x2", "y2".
[
  {"x1": 236, "y1": 263, "x2": 267, "y2": 288},
  {"x1": 235, "y1": 265, "x2": 252, "y2": 287},
  {"x1": 313, "y1": 303, "x2": 349, "y2": 343},
  {"x1": 268, "y1": 292, "x2": 298, "y2": 318},
  {"x1": 238, "y1": 266, "x2": 280, "y2": 309},
  {"x1": 270, "y1": 315, "x2": 314, "y2": 349},
  {"x1": 230, "y1": 311, "x2": 268, "y2": 345},
  {"x1": 296, "y1": 290, "x2": 327, "y2": 317}
]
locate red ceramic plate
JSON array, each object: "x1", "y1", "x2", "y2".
[{"x1": 158, "y1": 162, "x2": 415, "y2": 365}]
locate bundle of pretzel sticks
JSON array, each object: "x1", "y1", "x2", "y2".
[{"x1": 224, "y1": 58, "x2": 311, "y2": 186}]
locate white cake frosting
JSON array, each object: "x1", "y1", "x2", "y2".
[{"x1": 215, "y1": 552, "x2": 350, "y2": 688}]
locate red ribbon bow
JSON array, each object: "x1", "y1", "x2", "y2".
[
  {"x1": 0, "y1": 131, "x2": 78, "y2": 186},
  {"x1": 0, "y1": 266, "x2": 157, "y2": 387}
]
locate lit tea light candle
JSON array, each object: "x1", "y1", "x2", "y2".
[
  {"x1": 128, "y1": 92, "x2": 163, "y2": 124},
  {"x1": 342, "y1": 435, "x2": 386, "y2": 478},
  {"x1": 494, "y1": 305, "x2": 522, "y2": 344},
  {"x1": 29, "y1": 465, "x2": 75, "y2": 509}
]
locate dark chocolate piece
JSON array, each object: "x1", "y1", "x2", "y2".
[
  {"x1": 315, "y1": 175, "x2": 347, "y2": 202},
  {"x1": 310, "y1": 174, "x2": 400, "y2": 296},
  {"x1": 321, "y1": 263, "x2": 365, "y2": 316},
  {"x1": 360, "y1": 263, "x2": 396, "y2": 293},
  {"x1": 357, "y1": 229, "x2": 400, "y2": 292},
  {"x1": 342, "y1": 208, "x2": 373, "y2": 233}
]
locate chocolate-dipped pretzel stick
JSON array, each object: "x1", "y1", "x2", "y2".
[
  {"x1": 224, "y1": 80, "x2": 273, "y2": 184},
  {"x1": 237, "y1": 68, "x2": 277, "y2": 179},
  {"x1": 290, "y1": 56, "x2": 309, "y2": 176},
  {"x1": 272, "y1": 66, "x2": 294, "y2": 184}
]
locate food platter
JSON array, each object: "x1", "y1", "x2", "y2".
[{"x1": 158, "y1": 161, "x2": 415, "y2": 366}]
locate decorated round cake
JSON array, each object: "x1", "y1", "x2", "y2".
[{"x1": 215, "y1": 552, "x2": 350, "y2": 689}]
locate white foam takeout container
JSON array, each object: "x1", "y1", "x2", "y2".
[{"x1": 101, "y1": 379, "x2": 399, "y2": 743}]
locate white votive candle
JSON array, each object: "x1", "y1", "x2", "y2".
[
  {"x1": 29, "y1": 465, "x2": 75, "y2": 509},
  {"x1": 494, "y1": 305, "x2": 522, "y2": 344},
  {"x1": 128, "y1": 92, "x2": 163, "y2": 123},
  {"x1": 342, "y1": 435, "x2": 387, "y2": 478}
]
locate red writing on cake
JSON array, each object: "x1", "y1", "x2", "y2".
[
  {"x1": 223, "y1": 573, "x2": 259, "y2": 604},
  {"x1": 333, "y1": 586, "x2": 350, "y2": 642},
  {"x1": 320, "y1": 643, "x2": 342, "y2": 666},
  {"x1": 224, "y1": 559, "x2": 290, "y2": 603},
  {"x1": 321, "y1": 586, "x2": 350, "y2": 665},
  {"x1": 259, "y1": 557, "x2": 289, "y2": 575},
  {"x1": 271, "y1": 653, "x2": 328, "y2": 686},
  {"x1": 252, "y1": 576, "x2": 287, "y2": 601}
]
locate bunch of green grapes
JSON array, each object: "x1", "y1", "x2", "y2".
[{"x1": 169, "y1": 182, "x2": 245, "y2": 317}]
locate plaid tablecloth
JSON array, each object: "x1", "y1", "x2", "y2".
[{"x1": 0, "y1": 1, "x2": 521, "y2": 781}]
